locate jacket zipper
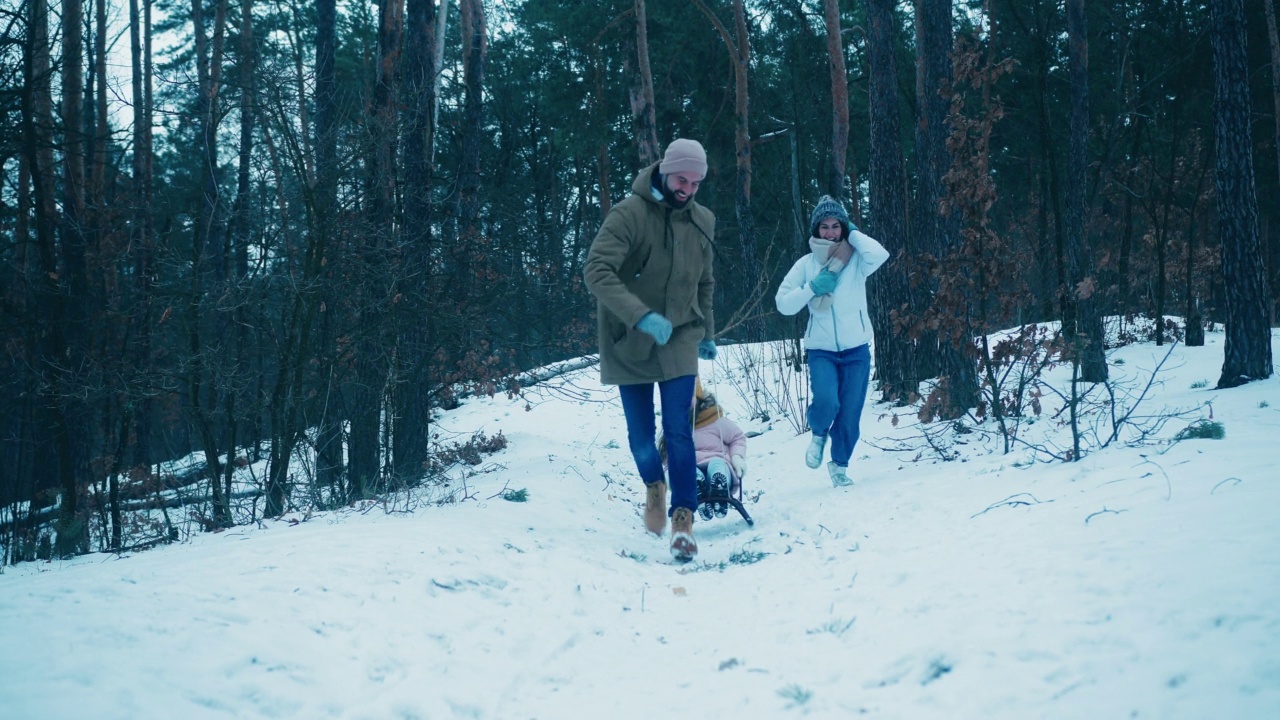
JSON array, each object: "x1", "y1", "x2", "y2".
[
  {"x1": 664, "y1": 208, "x2": 676, "y2": 316},
  {"x1": 830, "y1": 305, "x2": 841, "y2": 349}
]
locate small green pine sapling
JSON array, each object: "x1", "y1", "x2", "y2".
[
  {"x1": 501, "y1": 488, "x2": 529, "y2": 502},
  {"x1": 1173, "y1": 420, "x2": 1225, "y2": 441}
]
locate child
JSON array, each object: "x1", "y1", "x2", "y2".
[
  {"x1": 658, "y1": 378, "x2": 748, "y2": 519},
  {"x1": 690, "y1": 379, "x2": 747, "y2": 520}
]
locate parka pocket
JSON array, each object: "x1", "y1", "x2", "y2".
[
  {"x1": 614, "y1": 327, "x2": 655, "y2": 363},
  {"x1": 622, "y1": 247, "x2": 653, "y2": 281}
]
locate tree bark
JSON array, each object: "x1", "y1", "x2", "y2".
[
  {"x1": 232, "y1": 0, "x2": 255, "y2": 282},
  {"x1": 187, "y1": 0, "x2": 232, "y2": 526},
  {"x1": 125, "y1": 0, "x2": 156, "y2": 537},
  {"x1": 450, "y1": 0, "x2": 486, "y2": 305},
  {"x1": 26, "y1": 0, "x2": 78, "y2": 556},
  {"x1": 91, "y1": 0, "x2": 118, "y2": 548},
  {"x1": 348, "y1": 0, "x2": 406, "y2": 501},
  {"x1": 1266, "y1": 0, "x2": 1280, "y2": 303},
  {"x1": 131, "y1": 0, "x2": 156, "y2": 480},
  {"x1": 1210, "y1": 0, "x2": 1274, "y2": 387},
  {"x1": 54, "y1": 0, "x2": 88, "y2": 556},
  {"x1": 312, "y1": 0, "x2": 344, "y2": 502},
  {"x1": 1184, "y1": 140, "x2": 1212, "y2": 347},
  {"x1": 917, "y1": 0, "x2": 977, "y2": 418},
  {"x1": 866, "y1": 0, "x2": 917, "y2": 404},
  {"x1": 631, "y1": 0, "x2": 660, "y2": 168},
  {"x1": 432, "y1": 0, "x2": 450, "y2": 166},
  {"x1": 1064, "y1": 0, "x2": 1107, "y2": 382},
  {"x1": 394, "y1": 0, "x2": 439, "y2": 485},
  {"x1": 695, "y1": 0, "x2": 761, "y2": 340},
  {"x1": 822, "y1": 0, "x2": 850, "y2": 201}
]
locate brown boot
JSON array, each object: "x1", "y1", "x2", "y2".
[
  {"x1": 670, "y1": 507, "x2": 697, "y2": 562},
  {"x1": 643, "y1": 481, "x2": 668, "y2": 535}
]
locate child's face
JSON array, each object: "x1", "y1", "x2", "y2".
[{"x1": 817, "y1": 218, "x2": 843, "y2": 240}]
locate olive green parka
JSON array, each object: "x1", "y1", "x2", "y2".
[{"x1": 584, "y1": 163, "x2": 715, "y2": 385}]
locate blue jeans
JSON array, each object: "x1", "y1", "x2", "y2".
[
  {"x1": 618, "y1": 375, "x2": 697, "y2": 514},
  {"x1": 807, "y1": 344, "x2": 872, "y2": 466}
]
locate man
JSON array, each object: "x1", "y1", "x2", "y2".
[{"x1": 583, "y1": 138, "x2": 717, "y2": 562}]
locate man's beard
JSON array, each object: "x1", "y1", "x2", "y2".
[{"x1": 661, "y1": 180, "x2": 691, "y2": 209}]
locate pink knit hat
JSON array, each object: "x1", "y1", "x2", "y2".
[{"x1": 659, "y1": 138, "x2": 707, "y2": 178}]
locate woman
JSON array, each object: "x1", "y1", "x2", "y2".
[{"x1": 774, "y1": 195, "x2": 890, "y2": 486}]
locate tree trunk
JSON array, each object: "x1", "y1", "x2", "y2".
[
  {"x1": 222, "y1": 0, "x2": 255, "y2": 515},
  {"x1": 26, "y1": 0, "x2": 78, "y2": 556},
  {"x1": 1266, "y1": 0, "x2": 1280, "y2": 306},
  {"x1": 451, "y1": 0, "x2": 485, "y2": 307},
  {"x1": 92, "y1": 0, "x2": 108, "y2": 210},
  {"x1": 349, "y1": 0, "x2": 406, "y2": 500},
  {"x1": 128, "y1": 0, "x2": 156, "y2": 479},
  {"x1": 866, "y1": 0, "x2": 917, "y2": 404},
  {"x1": 631, "y1": 0, "x2": 660, "y2": 168},
  {"x1": 1027, "y1": 0, "x2": 1065, "y2": 321},
  {"x1": 432, "y1": 0, "x2": 450, "y2": 166},
  {"x1": 394, "y1": 0, "x2": 439, "y2": 485},
  {"x1": 192, "y1": 0, "x2": 228, "y2": 277},
  {"x1": 1210, "y1": 0, "x2": 1274, "y2": 387},
  {"x1": 93, "y1": 0, "x2": 119, "y2": 548},
  {"x1": 312, "y1": 0, "x2": 344, "y2": 500},
  {"x1": 1185, "y1": 141, "x2": 1212, "y2": 347},
  {"x1": 53, "y1": 0, "x2": 88, "y2": 556},
  {"x1": 729, "y1": 0, "x2": 760, "y2": 340},
  {"x1": 188, "y1": 0, "x2": 232, "y2": 526},
  {"x1": 695, "y1": 0, "x2": 761, "y2": 340},
  {"x1": 917, "y1": 0, "x2": 977, "y2": 418},
  {"x1": 823, "y1": 0, "x2": 850, "y2": 201},
  {"x1": 1064, "y1": 0, "x2": 1107, "y2": 382},
  {"x1": 232, "y1": 0, "x2": 254, "y2": 282}
]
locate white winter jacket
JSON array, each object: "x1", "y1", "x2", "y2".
[{"x1": 774, "y1": 228, "x2": 891, "y2": 352}]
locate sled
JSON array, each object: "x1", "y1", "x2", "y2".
[{"x1": 695, "y1": 477, "x2": 754, "y2": 527}]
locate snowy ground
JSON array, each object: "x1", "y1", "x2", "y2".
[{"x1": 2, "y1": 328, "x2": 1278, "y2": 719}]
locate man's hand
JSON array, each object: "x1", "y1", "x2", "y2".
[{"x1": 636, "y1": 312, "x2": 673, "y2": 345}]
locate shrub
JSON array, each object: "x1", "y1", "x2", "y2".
[
  {"x1": 1174, "y1": 420, "x2": 1224, "y2": 440},
  {"x1": 430, "y1": 430, "x2": 508, "y2": 471}
]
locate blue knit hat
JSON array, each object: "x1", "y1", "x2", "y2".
[{"x1": 809, "y1": 195, "x2": 851, "y2": 237}]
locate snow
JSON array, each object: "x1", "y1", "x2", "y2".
[{"x1": 2, "y1": 328, "x2": 1279, "y2": 719}]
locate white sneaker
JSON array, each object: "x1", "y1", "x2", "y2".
[
  {"x1": 805, "y1": 433, "x2": 827, "y2": 469},
  {"x1": 828, "y1": 462, "x2": 852, "y2": 487}
]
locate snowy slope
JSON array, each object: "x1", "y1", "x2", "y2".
[{"x1": 1, "y1": 330, "x2": 1278, "y2": 719}]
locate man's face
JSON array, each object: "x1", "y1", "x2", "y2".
[{"x1": 664, "y1": 172, "x2": 703, "y2": 208}]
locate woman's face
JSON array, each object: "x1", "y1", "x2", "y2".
[{"x1": 817, "y1": 218, "x2": 843, "y2": 241}]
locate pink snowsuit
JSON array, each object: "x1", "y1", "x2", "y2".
[{"x1": 694, "y1": 416, "x2": 747, "y2": 492}]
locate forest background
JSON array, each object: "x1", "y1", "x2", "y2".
[{"x1": 0, "y1": 0, "x2": 1275, "y2": 564}]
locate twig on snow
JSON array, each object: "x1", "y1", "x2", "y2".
[
  {"x1": 1084, "y1": 506, "x2": 1126, "y2": 524},
  {"x1": 970, "y1": 492, "x2": 1051, "y2": 518},
  {"x1": 1133, "y1": 454, "x2": 1172, "y2": 500},
  {"x1": 1211, "y1": 477, "x2": 1242, "y2": 495}
]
